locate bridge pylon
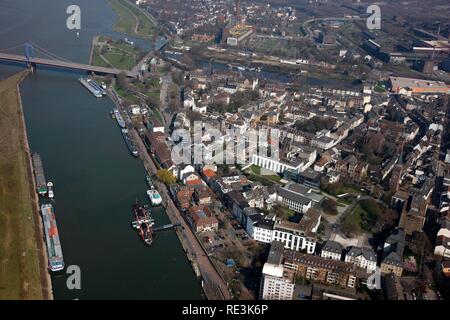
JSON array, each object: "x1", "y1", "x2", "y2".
[{"x1": 24, "y1": 43, "x2": 35, "y2": 68}]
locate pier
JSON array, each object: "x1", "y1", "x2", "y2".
[{"x1": 153, "y1": 223, "x2": 181, "y2": 232}]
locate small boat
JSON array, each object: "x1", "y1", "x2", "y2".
[
  {"x1": 47, "y1": 181, "x2": 54, "y2": 199},
  {"x1": 147, "y1": 188, "x2": 162, "y2": 206},
  {"x1": 146, "y1": 175, "x2": 153, "y2": 188}
]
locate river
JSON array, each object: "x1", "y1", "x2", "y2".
[{"x1": 0, "y1": 0, "x2": 202, "y2": 299}]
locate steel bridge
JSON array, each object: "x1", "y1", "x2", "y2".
[{"x1": 0, "y1": 42, "x2": 138, "y2": 78}]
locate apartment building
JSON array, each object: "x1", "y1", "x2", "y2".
[
  {"x1": 321, "y1": 240, "x2": 344, "y2": 261},
  {"x1": 260, "y1": 242, "x2": 296, "y2": 300},
  {"x1": 284, "y1": 250, "x2": 358, "y2": 289},
  {"x1": 344, "y1": 247, "x2": 377, "y2": 273}
]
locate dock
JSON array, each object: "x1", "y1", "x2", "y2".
[{"x1": 153, "y1": 223, "x2": 181, "y2": 232}]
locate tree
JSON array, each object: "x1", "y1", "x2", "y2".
[
  {"x1": 187, "y1": 110, "x2": 202, "y2": 123},
  {"x1": 322, "y1": 198, "x2": 338, "y2": 215},
  {"x1": 156, "y1": 169, "x2": 176, "y2": 185},
  {"x1": 360, "y1": 199, "x2": 382, "y2": 217},
  {"x1": 145, "y1": 95, "x2": 159, "y2": 108},
  {"x1": 117, "y1": 71, "x2": 133, "y2": 92}
]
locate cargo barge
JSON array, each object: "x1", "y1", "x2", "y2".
[
  {"x1": 121, "y1": 128, "x2": 139, "y2": 157},
  {"x1": 32, "y1": 152, "x2": 47, "y2": 196},
  {"x1": 41, "y1": 204, "x2": 64, "y2": 272},
  {"x1": 86, "y1": 78, "x2": 106, "y2": 95},
  {"x1": 79, "y1": 77, "x2": 102, "y2": 98}
]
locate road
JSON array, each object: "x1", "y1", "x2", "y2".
[{"x1": 159, "y1": 74, "x2": 173, "y2": 131}]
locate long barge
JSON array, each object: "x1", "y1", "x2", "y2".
[
  {"x1": 32, "y1": 152, "x2": 47, "y2": 196},
  {"x1": 114, "y1": 109, "x2": 126, "y2": 128},
  {"x1": 86, "y1": 78, "x2": 106, "y2": 95},
  {"x1": 79, "y1": 77, "x2": 102, "y2": 98},
  {"x1": 121, "y1": 128, "x2": 139, "y2": 157},
  {"x1": 41, "y1": 204, "x2": 64, "y2": 272}
]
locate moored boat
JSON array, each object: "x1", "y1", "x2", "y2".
[
  {"x1": 47, "y1": 181, "x2": 54, "y2": 199},
  {"x1": 32, "y1": 153, "x2": 47, "y2": 196},
  {"x1": 121, "y1": 128, "x2": 138, "y2": 157},
  {"x1": 114, "y1": 109, "x2": 126, "y2": 128},
  {"x1": 131, "y1": 202, "x2": 154, "y2": 245},
  {"x1": 147, "y1": 187, "x2": 162, "y2": 206},
  {"x1": 79, "y1": 77, "x2": 102, "y2": 98},
  {"x1": 146, "y1": 175, "x2": 153, "y2": 188},
  {"x1": 41, "y1": 204, "x2": 64, "y2": 271},
  {"x1": 86, "y1": 78, "x2": 106, "y2": 95}
]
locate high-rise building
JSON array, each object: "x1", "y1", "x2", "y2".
[{"x1": 260, "y1": 242, "x2": 295, "y2": 300}]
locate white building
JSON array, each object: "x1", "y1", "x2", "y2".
[
  {"x1": 247, "y1": 209, "x2": 321, "y2": 254},
  {"x1": 434, "y1": 218, "x2": 450, "y2": 259},
  {"x1": 260, "y1": 242, "x2": 295, "y2": 300},
  {"x1": 251, "y1": 148, "x2": 316, "y2": 175},
  {"x1": 247, "y1": 214, "x2": 274, "y2": 244},
  {"x1": 345, "y1": 247, "x2": 377, "y2": 273},
  {"x1": 321, "y1": 240, "x2": 344, "y2": 261},
  {"x1": 276, "y1": 187, "x2": 313, "y2": 214},
  {"x1": 175, "y1": 164, "x2": 196, "y2": 181}
]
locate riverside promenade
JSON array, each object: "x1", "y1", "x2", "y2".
[{"x1": 107, "y1": 89, "x2": 231, "y2": 300}]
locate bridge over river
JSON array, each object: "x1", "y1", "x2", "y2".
[{"x1": 0, "y1": 52, "x2": 138, "y2": 78}]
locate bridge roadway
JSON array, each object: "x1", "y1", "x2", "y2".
[{"x1": 0, "y1": 53, "x2": 138, "y2": 78}]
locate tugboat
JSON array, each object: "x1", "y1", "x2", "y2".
[
  {"x1": 147, "y1": 187, "x2": 162, "y2": 206},
  {"x1": 131, "y1": 202, "x2": 154, "y2": 246},
  {"x1": 47, "y1": 181, "x2": 54, "y2": 199}
]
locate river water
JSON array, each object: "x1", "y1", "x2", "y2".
[{"x1": 0, "y1": 0, "x2": 202, "y2": 299}]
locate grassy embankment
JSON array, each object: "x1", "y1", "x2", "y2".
[
  {"x1": 107, "y1": 0, "x2": 155, "y2": 38},
  {"x1": 92, "y1": 37, "x2": 144, "y2": 70},
  {"x1": 0, "y1": 71, "x2": 43, "y2": 299}
]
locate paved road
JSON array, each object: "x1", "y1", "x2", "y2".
[{"x1": 159, "y1": 74, "x2": 173, "y2": 131}]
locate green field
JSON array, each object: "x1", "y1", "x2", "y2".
[
  {"x1": 0, "y1": 71, "x2": 43, "y2": 299},
  {"x1": 92, "y1": 37, "x2": 143, "y2": 70},
  {"x1": 107, "y1": 0, "x2": 155, "y2": 38},
  {"x1": 341, "y1": 202, "x2": 379, "y2": 237},
  {"x1": 246, "y1": 165, "x2": 283, "y2": 186}
]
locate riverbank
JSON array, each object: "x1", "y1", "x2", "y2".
[
  {"x1": 107, "y1": 89, "x2": 230, "y2": 299},
  {"x1": 107, "y1": 0, "x2": 156, "y2": 39},
  {"x1": 0, "y1": 70, "x2": 52, "y2": 300}
]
